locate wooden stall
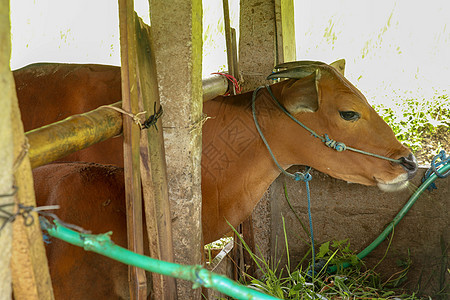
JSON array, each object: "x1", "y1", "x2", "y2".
[{"x1": 2, "y1": 0, "x2": 298, "y2": 298}]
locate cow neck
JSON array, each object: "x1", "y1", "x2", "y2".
[{"x1": 203, "y1": 83, "x2": 296, "y2": 236}]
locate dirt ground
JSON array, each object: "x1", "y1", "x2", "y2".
[{"x1": 414, "y1": 127, "x2": 449, "y2": 166}]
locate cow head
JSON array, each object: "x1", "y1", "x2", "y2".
[{"x1": 266, "y1": 60, "x2": 417, "y2": 191}]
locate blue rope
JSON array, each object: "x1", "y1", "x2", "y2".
[
  {"x1": 252, "y1": 87, "x2": 317, "y2": 276},
  {"x1": 422, "y1": 150, "x2": 450, "y2": 190},
  {"x1": 305, "y1": 176, "x2": 316, "y2": 277}
]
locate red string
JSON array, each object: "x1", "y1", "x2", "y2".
[{"x1": 211, "y1": 72, "x2": 242, "y2": 95}]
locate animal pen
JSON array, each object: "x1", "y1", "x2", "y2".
[{"x1": 1, "y1": 0, "x2": 449, "y2": 300}]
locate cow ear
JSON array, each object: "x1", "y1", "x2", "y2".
[
  {"x1": 330, "y1": 59, "x2": 345, "y2": 75},
  {"x1": 280, "y1": 69, "x2": 320, "y2": 114}
]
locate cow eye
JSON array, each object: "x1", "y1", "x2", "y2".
[{"x1": 339, "y1": 111, "x2": 360, "y2": 121}]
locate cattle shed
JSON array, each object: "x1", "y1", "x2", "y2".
[{"x1": 1, "y1": 0, "x2": 449, "y2": 300}]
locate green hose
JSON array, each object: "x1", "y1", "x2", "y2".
[
  {"x1": 328, "y1": 162, "x2": 450, "y2": 273},
  {"x1": 39, "y1": 161, "x2": 449, "y2": 297},
  {"x1": 39, "y1": 217, "x2": 279, "y2": 300}
]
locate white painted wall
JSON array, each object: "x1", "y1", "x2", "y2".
[{"x1": 294, "y1": 0, "x2": 450, "y2": 103}]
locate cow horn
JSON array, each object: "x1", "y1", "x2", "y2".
[
  {"x1": 274, "y1": 60, "x2": 326, "y2": 70},
  {"x1": 267, "y1": 65, "x2": 319, "y2": 80},
  {"x1": 329, "y1": 59, "x2": 346, "y2": 75}
]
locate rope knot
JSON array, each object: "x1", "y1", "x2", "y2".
[
  {"x1": 294, "y1": 171, "x2": 312, "y2": 182},
  {"x1": 324, "y1": 134, "x2": 346, "y2": 152},
  {"x1": 422, "y1": 150, "x2": 450, "y2": 190}
]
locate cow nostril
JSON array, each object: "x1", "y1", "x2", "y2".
[{"x1": 399, "y1": 153, "x2": 418, "y2": 179}]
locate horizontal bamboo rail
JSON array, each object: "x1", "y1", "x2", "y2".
[
  {"x1": 27, "y1": 102, "x2": 123, "y2": 169},
  {"x1": 26, "y1": 75, "x2": 229, "y2": 169},
  {"x1": 202, "y1": 74, "x2": 229, "y2": 101}
]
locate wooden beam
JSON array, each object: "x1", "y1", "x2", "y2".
[
  {"x1": 118, "y1": 0, "x2": 147, "y2": 298},
  {"x1": 135, "y1": 16, "x2": 177, "y2": 300},
  {"x1": 10, "y1": 49, "x2": 55, "y2": 300},
  {"x1": 0, "y1": 0, "x2": 54, "y2": 297},
  {"x1": 275, "y1": 0, "x2": 296, "y2": 64},
  {"x1": 238, "y1": 0, "x2": 278, "y2": 277},
  {"x1": 149, "y1": 0, "x2": 203, "y2": 298},
  {"x1": 223, "y1": 0, "x2": 235, "y2": 80},
  {"x1": 239, "y1": 0, "x2": 277, "y2": 91},
  {"x1": 231, "y1": 28, "x2": 240, "y2": 80},
  {"x1": 0, "y1": 0, "x2": 15, "y2": 296}
]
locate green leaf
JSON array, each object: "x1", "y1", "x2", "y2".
[{"x1": 317, "y1": 241, "x2": 330, "y2": 258}]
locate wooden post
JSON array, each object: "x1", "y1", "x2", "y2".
[
  {"x1": 223, "y1": 0, "x2": 235, "y2": 79},
  {"x1": 135, "y1": 16, "x2": 178, "y2": 300},
  {"x1": 118, "y1": 0, "x2": 147, "y2": 298},
  {"x1": 149, "y1": 0, "x2": 203, "y2": 298},
  {"x1": 274, "y1": 0, "x2": 296, "y2": 64},
  {"x1": 239, "y1": 0, "x2": 296, "y2": 272},
  {"x1": 239, "y1": 0, "x2": 277, "y2": 92},
  {"x1": 1, "y1": 0, "x2": 54, "y2": 297},
  {"x1": 231, "y1": 28, "x2": 240, "y2": 80},
  {"x1": 0, "y1": 0, "x2": 14, "y2": 297}
]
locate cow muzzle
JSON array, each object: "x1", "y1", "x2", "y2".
[
  {"x1": 399, "y1": 153, "x2": 418, "y2": 180},
  {"x1": 376, "y1": 152, "x2": 418, "y2": 192}
]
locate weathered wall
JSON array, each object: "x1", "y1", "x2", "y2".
[
  {"x1": 269, "y1": 166, "x2": 449, "y2": 295},
  {"x1": 239, "y1": 0, "x2": 277, "y2": 91}
]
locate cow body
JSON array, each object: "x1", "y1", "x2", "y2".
[
  {"x1": 33, "y1": 163, "x2": 132, "y2": 299},
  {"x1": 16, "y1": 62, "x2": 417, "y2": 299}
]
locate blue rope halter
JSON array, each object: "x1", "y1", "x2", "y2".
[{"x1": 251, "y1": 84, "x2": 404, "y2": 276}]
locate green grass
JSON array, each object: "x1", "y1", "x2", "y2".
[
  {"x1": 228, "y1": 220, "x2": 443, "y2": 300},
  {"x1": 373, "y1": 92, "x2": 450, "y2": 153},
  {"x1": 224, "y1": 183, "x2": 449, "y2": 300}
]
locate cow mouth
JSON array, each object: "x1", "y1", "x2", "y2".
[{"x1": 375, "y1": 173, "x2": 409, "y2": 192}]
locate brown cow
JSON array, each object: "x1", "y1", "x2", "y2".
[
  {"x1": 17, "y1": 61, "x2": 417, "y2": 299},
  {"x1": 33, "y1": 163, "x2": 132, "y2": 299}
]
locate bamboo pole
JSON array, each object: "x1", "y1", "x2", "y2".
[
  {"x1": 135, "y1": 16, "x2": 177, "y2": 300},
  {"x1": 118, "y1": 0, "x2": 147, "y2": 299},
  {"x1": 27, "y1": 102, "x2": 123, "y2": 169},
  {"x1": 202, "y1": 74, "x2": 228, "y2": 101},
  {"x1": 25, "y1": 72, "x2": 226, "y2": 171}
]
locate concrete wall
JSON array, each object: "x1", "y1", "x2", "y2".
[{"x1": 268, "y1": 166, "x2": 448, "y2": 295}]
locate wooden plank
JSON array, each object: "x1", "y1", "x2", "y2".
[
  {"x1": 231, "y1": 28, "x2": 240, "y2": 80},
  {"x1": 0, "y1": 0, "x2": 54, "y2": 296},
  {"x1": 10, "y1": 56, "x2": 55, "y2": 300},
  {"x1": 239, "y1": 0, "x2": 277, "y2": 91},
  {"x1": 223, "y1": 0, "x2": 235, "y2": 81},
  {"x1": 0, "y1": 0, "x2": 15, "y2": 296},
  {"x1": 118, "y1": 0, "x2": 147, "y2": 299},
  {"x1": 149, "y1": 0, "x2": 203, "y2": 298},
  {"x1": 135, "y1": 16, "x2": 178, "y2": 300},
  {"x1": 238, "y1": 0, "x2": 278, "y2": 275},
  {"x1": 274, "y1": 0, "x2": 296, "y2": 64}
]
